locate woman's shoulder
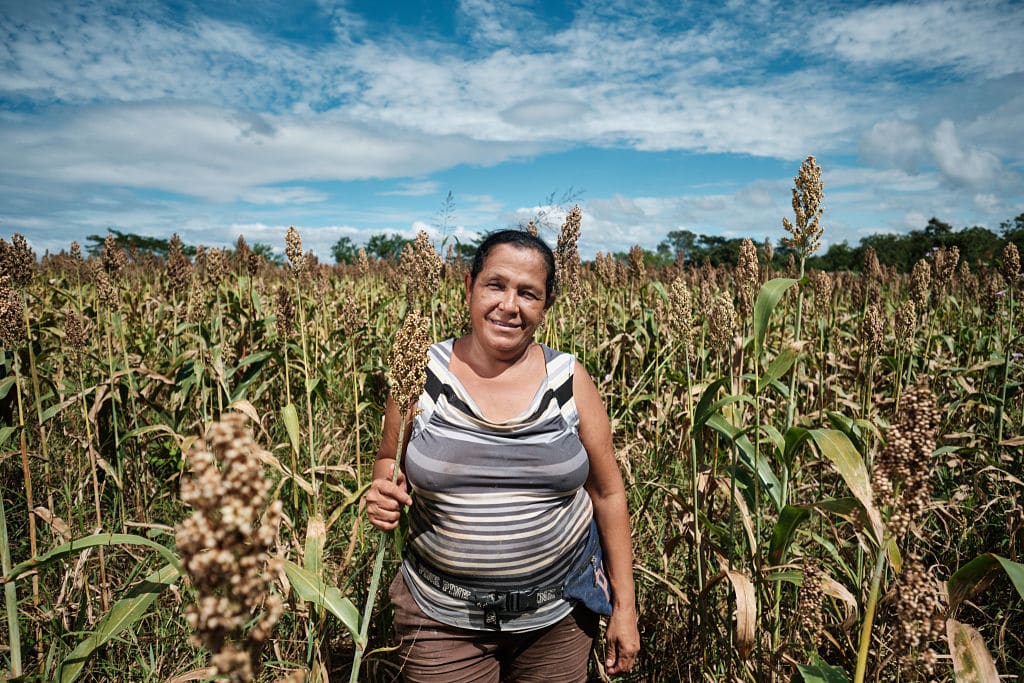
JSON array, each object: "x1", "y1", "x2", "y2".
[{"x1": 537, "y1": 342, "x2": 576, "y2": 365}]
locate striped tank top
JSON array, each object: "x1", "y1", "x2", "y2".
[{"x1": 400, "y1": 339, "x2": 594, "y2": 632}]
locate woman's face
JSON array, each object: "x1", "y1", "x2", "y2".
[{"x1": 466, "y1": 243, "x2": 550, "y2": 359}]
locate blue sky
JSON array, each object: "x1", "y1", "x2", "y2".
[{"x1": 1, "y1": 0, "x2": 1022, "y2": 260}]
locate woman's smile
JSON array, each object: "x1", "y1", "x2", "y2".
[{"x1": 464, "y1": 243, "x2": 550, "y2": 360}]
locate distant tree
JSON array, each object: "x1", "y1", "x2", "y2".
[
  {"x1": 946, "y1": 226, "x2": 1001, "y2": 267},
  {"x1": 809, "y1": 241, "x2": 860, "y2": 271},
  {"x1": 659, "y1": 230, "x2": 700, "y2": 264},
  {"x1": 252, "y1": 242, "x2": 282, "y2": 265},
  {"x1": 331, "y1": 236, "x2": 358, "y2": 265},
  {"x1": 861, "y1": 232, "x2": 915, "y2": 271},
  {"x1": 452, "y1": 235, "x2": 483, "y2": 264},
  {"x1": 366, "y1": 232, "x2": 412, "y2": 260},
  {"x1": 923, "y1": 217, "x2": 954, "y2": 240},
  {"x1": 1001, "y1": 213, "x2": 1024, "y2": 257},
  {"x1": 85, "y1": 228, "x2": 188, "y2": 257}
]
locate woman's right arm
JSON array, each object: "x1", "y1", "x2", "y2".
[{"x1": 365, "y1": 396, "x2": 414, "y2": 531}]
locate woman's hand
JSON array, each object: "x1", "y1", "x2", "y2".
[
  {"x1": 365, "y1": 460, "x2": 412, "y2": 531},
  {"x1": 604, "y1": 605, "x2": 640, "y2": 675}
]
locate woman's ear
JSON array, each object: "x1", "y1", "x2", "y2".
[{"x1": 464, "y1": 272, "x2": 473, "y2": 305}]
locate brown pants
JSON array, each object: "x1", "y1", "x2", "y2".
[{"x1": 390, "y1": 573, "x2": 598, "y2": 682}]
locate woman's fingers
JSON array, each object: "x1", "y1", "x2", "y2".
[
  {"x1": 604, "y1": 611, "x2": 640, "y2": 674},
  {"x1": 366, "y1": 477, "x2": 412, "y2": 530}
]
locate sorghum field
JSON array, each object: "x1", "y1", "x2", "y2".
[{"x1": 1, "y1": 158, "x2": 1022, "y2": 682}]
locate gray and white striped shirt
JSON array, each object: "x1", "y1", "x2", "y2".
[{"x1": 401, "y1": 339, "x2": 594, "y2": 632}]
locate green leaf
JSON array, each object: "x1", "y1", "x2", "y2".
[
  {"x1": 225, "y1": 351, "x2": 274, "y2": 379},
  {"x1": 768, "y1": 505, "x2": 811, "y2": 565},
  {"x1": 807, "y1": 429, "x2": 884, "y2": 544},
  {"x1": 761, "y1": 425, "x2": 786, "y2": 461},
  {"x1": 0, "y1": 375, "x2": 16, "y2": 400},
  {"x1": 705, "y1": 413, "x2": 782, "y2": 510},
  {"x1": 282, "y1": 559, "x2": 360, "y2": 637},
  {"x1": 753, "y1": 278, "x2": 799, "y2": 359},
  {"x1": 692, "y1": 377, "x2": 732, "y2": 429},
  {"x1": 759, "y1": 344, "x2": 799, "y2": 390},
  {"x1": 4, "y1": 534, "x2": 182, "y2": 584},
  {"x1": 59, "y1": 563, "x2": 181, "y2": 683},
  {"x1": 282, "y1": 403, "x2": 301, "y2": 458},
  {"x1": 948, "y1": 553, "x2": 1024, "y2": 612},
  {"x1": 797, "y1": 657, "x2": 850, "y2": 683},
  {"x1": 886, "y1": 536, "x2": 902, "y2": 573}
]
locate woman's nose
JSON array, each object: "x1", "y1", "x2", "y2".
[{"x1": 499, "y1": 290, "x2": 518, "y2": 311}]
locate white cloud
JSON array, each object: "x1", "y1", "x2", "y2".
[
  {"x1": 377, "y1": 181, "x2": 442, "y2": 197},
  {"x1": 240, "y1": 187, "x2": 329, "y2": 205},
  {"x1": 860, "y1": 119, "x2": 928, "y2": 172},
  {"x1": 0, "y1": 103, "x2": 530, "y2": 201},
  {"x1": 928, "y1": 119, "x2": 1005, "y2": 189},
  {"x1": 456, "y1": 0, "x2": 537, "y2": 46},
  {"x1": 813, "y1": 0, "x2": 1024, "y2": 77}
]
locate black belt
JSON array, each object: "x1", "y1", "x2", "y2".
[{"x1": 405, "y1": 551, "x2": 565, "y2": 629}]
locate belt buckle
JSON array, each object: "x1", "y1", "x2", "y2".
[{"x1": 505, "y1": 589, "x2": 538, "y2": 613}]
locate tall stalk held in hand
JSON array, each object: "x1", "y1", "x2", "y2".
[{"x1": 350, "y1": 310, "x2": 431, "y2": 682}]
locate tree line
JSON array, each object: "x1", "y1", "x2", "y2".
[
  {"x1": 642, "y1": 214, "x2": 1024, "y2": 273},
  {"x1": 82, "y1": 213, "x2": 1024, "y2": 274}
]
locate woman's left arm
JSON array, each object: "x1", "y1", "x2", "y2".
[{"x1": 575, "y1": 360, "x2": 640, "y2": 676}]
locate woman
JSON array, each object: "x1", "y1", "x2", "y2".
[{"x1": 366, "y1": 230, "x2": 640, "y2": 681}]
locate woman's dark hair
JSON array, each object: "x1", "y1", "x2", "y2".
[{"x1": 470, "y1": 229, "x2": 557, "y2": 303}]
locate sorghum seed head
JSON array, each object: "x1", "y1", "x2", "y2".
[
  {"x1": 274, "y1": 286, "x2": 293, "y2": 339},
  {"x1": 556, "y1": 206, "x2": 583, "y2": 307},
  {"x1": 735, "y1": 239, "x2": 758, "y2": 317},
  {"x1": 810, "y1": 270, "x2": 833, "y2": 315},
  {"x1": 388, "y1": 310, "x2": 431, "y2": 409},
  {"x1": 628, "y1": 245, "x2": 646, "y2": 281},
  {"x1": 796, "y1": 563, "x2": 825, "y2": 652},
  {"x1": 357, "y1": 247, "x2": 369, "y2": 279},
  {"x1": 668, "y1": 277, "x2": 694, "y2": 352},
  {"x1": 781, "y1": 156, "x2": 825, "y2": 257},
  {"x1": 92, "y1": 261, "x2": 118, "y2": 309},
  {"x1": 707, "y1": 295, "x2": 737, "y2": 349},
  {"x1": 872, "y1": 383, "x2": 940, "y2": 540},
  {"x1": 176, "y1": 413, "x2": 282, "y2": 682},
  {"x1": 909, "y1": 259, "x2": 931, "y2": 308},
  {"x1": 526, "y1": 220, "x2": 538, "y2": 237},
  {"x1": 399, "y1": 230, "x2": 443, "y2": 305},
  {"x1": 64, "y1": 310, "x2": 90, "y2": 351},
  {"x1": 1002, "y1": 242, "x2": 1021, "y2": 286},
  {"x1": 284, "y1": 226, "x2": 304, "y2": 278},
  {"x1": 863, "y1": 304, "x2": 884, "y2": 354},
  {"x1": 981, "y1": 271, "x2": 1005, "y2": 314},
  {"x1": 1, "y1": 233, "x2": 35, "y2": 288},
  {"x1": 892, "y1": 555, "x2": 946, "y2": 677},
  {"x1": 102, "y1": 234, "x2": 128, "y2": 277},
  {"x1": 205, "y1": 247, "x2": 229, "y2": 286},
  {"x1": 933, "y1": 245, "x2": 959, "y2": 286},
  {"x1": 0, "y1": 277, "x2": 25, "y2": 347},
  {"x1": 166, "y1": 233, "x2": 191, "y2": 292},
  {"x1": 863, "y1": 246, "x2": 881, "y2": 279},
  {"x1": 894, "y1": 300, "x2": 916, "y2": 348}
]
